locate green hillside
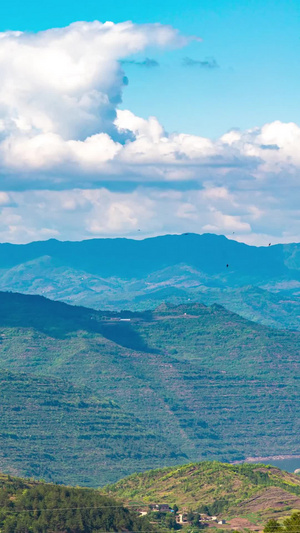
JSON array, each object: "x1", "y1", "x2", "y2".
[
  {"x1": 0, "y1": 292, "x2": 299, "y2": 485},
  {"x1": 104, "y1": 462, "x2": 300, "y2": 525},
  {"x1": 0, "y1": 473, "x2": 152, "y2": 533},
  {"x1": 0, "y1": 234, "x2": 299, "y2": 330},
  {"x1": 193, "y1": 285, "x2": 300, "y2": 332},
  {"x1": 0, "y1": 370, "x2": 177, "y2": 486},
  {"x1": 0, "y1": 465, "x2": 300, "y2": 533}
]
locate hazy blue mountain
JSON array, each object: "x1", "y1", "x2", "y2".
[
  {"x1": 1, "y1": 233, "x2": 299, "y2": 278},
  {"x1": 0, "y1": 233, "x2": 299, "y2": 329}
]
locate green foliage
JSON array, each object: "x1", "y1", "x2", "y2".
[
  {"x1": 264, "y1": 513, "x2": 300, "y2": 533},
  {"x1": 264, "y1": 519, "x2": 284, "y2": 533},
  {"x1": 150, "y1": 511, "x2": 180, "y2": 531},
  {"x1": 283, "y1": 512, "x2": 300, "y2": 532},
  {"x1": 0, "y1": 291, "x2": 299, "y2": 485},
  {"x1": 164, "y1": 514, "x2": 181, "y2": 530},
  {"x1": 0, "y1": 369, "x2": 174, "y2": 487},
  {"x1": 0, "y1": 481, "x2": 155, "y2": 533},
  {"x1": 104, "y1": 461, "x2": 300, "y2": 520},
  {"x1": 198, "y1": 500, "x2": 228, "y2": 516}
]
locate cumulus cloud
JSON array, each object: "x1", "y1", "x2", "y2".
[
  {"x1": 0, "y1": 21, "x2": 185, "y2": 145},
  {"x1": 0, "y1": 21, "x2": 299, "y2": 244},
  {"x1": 0, "y1": 21, "x2": 299, "y2": 187},
  {"x1": 0, "y1": 184, "x2": 299, "y2": 246}
]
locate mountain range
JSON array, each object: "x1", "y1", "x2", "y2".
[
  {"x1": 0, "y1": 233, "x2": 299, "y2": 330},
  {"x1": 0, "y1": 291, "x2": 299, "y2": 486}
]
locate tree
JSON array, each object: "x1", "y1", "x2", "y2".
[
  {"x1": 284, "y1": 512, "x2": 300, "y2": 533},
  {"x1": 264, "y1": 519, "x2": 283, "y2": 533}
]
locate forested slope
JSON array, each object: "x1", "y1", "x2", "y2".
[
  {"x1": 0, "y1": 370, "x2": 175, "y2": 486},
  {"x1": 0, "y1": 292, "x2": 299, "y2": 485},
  {"x1": 0, "y1": 473, "x2": 151, "y2": 533}
]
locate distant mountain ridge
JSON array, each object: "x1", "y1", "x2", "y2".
[
  {"x1": 0, "y1": 233, "x2": 299, "y2": 330},
  {"x1": 0, "y1": 233, "x2": 299, "y2": 277}
]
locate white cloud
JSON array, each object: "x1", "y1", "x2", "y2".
[
  {"x1": 0, "y1": 20, "x2": 299, "y2": 185},
  {"x1": 0, "y1": 21, "x2": 185, "y2": 142},
  {"x1": 0, "y1": 21, "x2": 298, "y2": 244},
  {"x1": 0, "y1": 185, "x2": 298, "y2": 246},
  {"x1": 0, "y1": 192, "x2": 11, "y2": 205}
]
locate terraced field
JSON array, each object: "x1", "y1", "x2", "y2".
[{"x1": 0, "y1": 291, "x2": 299, "y2": 485}]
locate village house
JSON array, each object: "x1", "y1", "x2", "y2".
[
  {"x1": 151, "y1": 504, "x2": 160, "y2": 511},
  {"x1": 159, "y1": 504, "x2": 171, "y2": 512},
  {"x1": 150, "y1": 504, "x2": 171, "y2": 512}
]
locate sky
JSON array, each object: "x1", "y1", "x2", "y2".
[{"x1": 0, "y1": 0, "x2": 299, "y2": 244}]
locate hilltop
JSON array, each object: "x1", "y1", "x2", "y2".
[
  {"x1": 0, "y1": 291, "x2": 299, "y2": 485},
  {"x1": 0, "y1": 472, "x2": 151, "y2": 533},
  {"x1": 0, "y1": 233, "x2": 299, "y2": 330},
  {"x1": 0, "y1": 464, "x2": 300, "y2": 532},
  {"x1": 104, "y1": 461, "x2": 300, "y2": 526}
]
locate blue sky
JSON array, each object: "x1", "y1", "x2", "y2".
[
  {"x1": 0, "y1": 1, "x2": 298, "y2": 244},
  {"x1": 1, "y1": 0, "x2": 299, "y2": 137}
]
